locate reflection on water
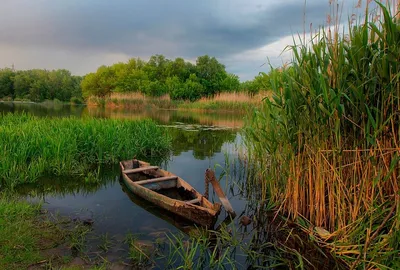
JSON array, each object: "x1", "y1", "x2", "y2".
[
  {"x1": 0, "y1": 101, "x2": 245, "y2": 128},
  {"x1": 0, "y1": 101, "x2": 86, "y2": 117},
  {"x1": 2, "y1": 102, "x2": 338, "y2": 268},
  {"x1": 3, "y1": 102, "x2": 249, "y2": 266}
]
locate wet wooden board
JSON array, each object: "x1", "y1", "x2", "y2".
[
  {"x1": 123, "y1": 166, "x2": 159, "y2": 174},
  {"x1": 135, "y1": 176, "x2": 178, "y2": 185},
  {"x1": 205, "y1": 169, "x2": 236, "y2": 217}
]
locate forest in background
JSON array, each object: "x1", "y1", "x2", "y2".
[
  {"x1": 0, "y1": 55, "x2": 273, "y2": 103},
  {"x1": 0, "y1": 69, "x2": 82, "y2": 103}
]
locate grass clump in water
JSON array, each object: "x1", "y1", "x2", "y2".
[
  {"x1": 244, "y1": 1, "x2": 400, "y2": 269},
  {"x1": 0, "y1": 113, "x2": 171, "y2": 189}
]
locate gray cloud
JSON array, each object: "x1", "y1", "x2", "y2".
[{"x1": 0, "y1": 0, "x2": 361, "y2": 79}]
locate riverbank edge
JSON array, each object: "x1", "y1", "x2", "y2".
[{"x1": 0, "y1": 194, "x2": 94, "y2": 269}]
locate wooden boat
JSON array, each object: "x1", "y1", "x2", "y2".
[{"x1": 119, "y1": 159, "x2": 222, "y2": 228}]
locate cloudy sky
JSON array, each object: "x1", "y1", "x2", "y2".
[{"x1": 0, "y1": 0, "x2": 364, "y2": 80}]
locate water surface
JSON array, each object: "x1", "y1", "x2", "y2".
[{"x1": 1, "y1": 102, "x2": 250, "y2": 266}]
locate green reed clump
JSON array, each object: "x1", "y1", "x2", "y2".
[
  {"x1": 245, "y1": 1, "x2": 399, "y2": 268},
  {"x1": 0, "y1": 113, "x2": 171, "y2": 188}
]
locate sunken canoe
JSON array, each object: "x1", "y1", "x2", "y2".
[{"x1": 120, "y1": 159, "x2": 222, "y2": 228}]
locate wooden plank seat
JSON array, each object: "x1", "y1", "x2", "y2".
[
  {"x1": 123, "y1": 166, "x2": 159, "y2": 174},
  {"x1": 135, "y1": 176, "x2": 178, "y2": 185}
]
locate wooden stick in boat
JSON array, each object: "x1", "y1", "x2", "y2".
[
  {"x1": 205, "y1": 169, "x2": 236, "y2": 217},
  {"x1": 185, "y1": 197, "x2": 201, "y2": 204},
  {"x1": 123, "y1": 166, "x2": 159, "y2": 174}
]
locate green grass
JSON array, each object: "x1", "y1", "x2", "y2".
[
  {"x1": 0, "y1": 113, "x2": 171, "y2": 189},
  {"x1": 0, "y1": 195, "x2": 61, "y2": 269}
]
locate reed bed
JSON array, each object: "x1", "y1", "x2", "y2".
[
  {"x1": 199, "y1": 91, "x2": 270, "y2": 104},
  {"x1": 177, "y1": 91, "x2": 270, "y2": 112},
  {"x1": 0, "y1": 113, "x2": 171, "y2": 189},
  {"x1": 245, "y1": 1, "x2": 399, "y2": 268},
  {"x1": 87, "y1": 91, "x2": 268, "y2": 112}
]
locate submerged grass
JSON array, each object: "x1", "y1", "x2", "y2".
[
  {"x1": 244, "y1": 1, "x2": 400, "y2": 268},
  {"x1": 0, "y1": 113, "x2": 171, "y2": 189}
]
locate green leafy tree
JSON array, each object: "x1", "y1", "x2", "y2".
[
  {"x1": 143, "y1": 80, "x2": 167, "y2": 96},
  {"x1": 220, "y1": 73, "x2": 240, "y2": 92},
  {"x1": 166, "y1": 76, "x2": 183, "y2": 94},
  {"x1": 144, "y1": 54, "x2": 170, "y2": 82},
  {"x1": 0, "y1": 68, "x2": 15, "y2": 98},
  {"x1": 195, "y1": 55, "x2": 228, "y2": 96},
  {"x1": 81, "y1": 66, "x2": 115, "y2": 98},
  {"x1": 13, "y1": 72, "x2": 33, "y2": 99},
  {"x1": 171, "y1": 74, "x2": 204, "y2": 101}
]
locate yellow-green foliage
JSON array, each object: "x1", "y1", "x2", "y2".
[{"x1": 0, "y1": 113, "x2": 171, "y2": 188}]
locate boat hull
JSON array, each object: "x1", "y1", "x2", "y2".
[{"x1": 120, "y1": 160, "x2": 221, "y2": 228}]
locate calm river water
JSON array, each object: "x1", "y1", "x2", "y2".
[{"x1": 0, "y1": 102, "x2": 253, "y2": 267}]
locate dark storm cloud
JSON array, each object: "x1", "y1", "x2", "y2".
[
  {"x1": 0, "y1": 1, "x2": 356, "y2": 56},
  {"x1": 0, "y1": 0, "x2": 362, "y2": 78}
]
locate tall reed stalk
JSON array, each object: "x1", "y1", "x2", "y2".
[{"x1": 245, "y1": 1, "x2": 399, "y2": 268}]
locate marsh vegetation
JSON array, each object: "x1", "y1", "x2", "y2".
[
  {"x1": 0, "y1": 113, "x2": 171, "y2": 189},
  {"x1": 1, "y1": 1, "x2": 399, "y2": 269},
  {"x1": 244, "y1": 1, "x2": 400, "y2": 268}
]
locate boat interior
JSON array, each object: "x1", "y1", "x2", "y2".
[{"x1": 121, "y1": 160, "x2": 200, "y2": 204}]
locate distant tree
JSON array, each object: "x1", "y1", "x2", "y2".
[
  {"x1": 165, "y1": 58, "x2": 192, "y2": 82},
  {"x1": 81, "y1": 54, "x2": 245, "y2": 100},
  {"x1": 220, "y1": 73, "x2": 240, "y2": 92},
  {"x1": 13, "y1": 72, "x2": 32, "y2": 99},
  {"x1": 195, "y1": 55, "x2": 228, "y2": 96},
  {"x1": 81, "y1": 73, "x2": 98, "y2": 98},
  {"x1": 0, "y1": 68, "x2": 15, "y2": 98},
  {"x1": 81, "y1": 66, "x2": 116, "y2": 98},
  {"x1": 240, "y1": 72, "x2": 271, "y2": 95},
  {"x1": 144, "y1": 54, "x2": 170, "y2": 82},
  {"x1": 171, "y1": 74, "x2": 204, "y2": 101},
  {"x1": 166, "y1": 76, "x2": 183, "y2": 94},
  {"x1": 29, "y1": 79, "x2": 48, "y2": 102},
  {"x1": 143, "y1": 80, "x2": 167, "y2": 97}
]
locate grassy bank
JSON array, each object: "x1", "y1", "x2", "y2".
[
  {"x1": 87, "y1": 91, "x2": 269, "y2": 112},
  {"x1": 0, "y1": 195, "x2": 70, "y2": 269},
  {"x1": 0, "y1": 113, "x2": 171, "y2": 189},
  {"x1": 245, "y1": 2, "x2": 399, "y2": 269}
]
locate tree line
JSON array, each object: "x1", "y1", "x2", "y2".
[
  {"x1": 0, "y1": 68, "x2": 82, "y2": 103},
  {"x1": 82, "y1": 54, "x2": 273, "y2": 101},
  {"x1": 0, "y1": 54, "x2": 274, "y2": 103}
]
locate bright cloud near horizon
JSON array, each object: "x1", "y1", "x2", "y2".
[{"x1": 0, "y1": 0, "x2": 363, "y2": 80}]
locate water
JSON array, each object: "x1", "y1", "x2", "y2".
[
  {"x1": 1, "y1": 102, "x2": 250, "y2": 266},
  {"x1": 1, "y1": 102, "x2": 343, "y2": 269}
]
